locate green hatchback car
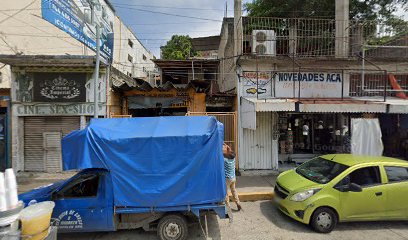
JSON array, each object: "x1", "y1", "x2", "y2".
[{"x1": 274, "y1": 154, "x2": 408, "y2": 233}]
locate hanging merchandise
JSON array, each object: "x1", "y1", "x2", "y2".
[
  {"x1": 303, "y1": 124, "x2": 309, "y2": 136},
  {"x1": 342, "y1": 125, "x2": 349, "y2": 136},
  {"x1": 295, "y1": 119, "x2": 299, "y2": 127},
  {"x1": 287, "y1": 128, "x2": 294, "y2": 154},
  {"x1": 317, "y1": 120, "x2": 324, "y2": 129}
]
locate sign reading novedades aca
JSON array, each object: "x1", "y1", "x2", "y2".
[
  {"x1": 278, "y1": 72, "x2": 342, "y2": 82},
  {"x1": 41, "y1": 0, "x2": 115, "y2": 61},
  {"x1": 242, "y1": 71, "x2": 343, "y2": 98}
]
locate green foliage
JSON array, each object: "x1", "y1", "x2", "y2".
[
  {"x1": 161, "y1": 35, "x2": 196, "y2": 60},
  {"x1": 244, "y1": 0, "x2": 408, "y2": 21}
]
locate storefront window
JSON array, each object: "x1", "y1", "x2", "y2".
[{"x1": 278, "y1": 113, "x2": 351, "y2": 155}]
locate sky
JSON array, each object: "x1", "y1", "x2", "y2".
[
  {"x1": 109, "y1": 0, "x2": 251, "y2": 57},
  {"x1": 109, "y1": 0, "x2": 407, "y2": 58}
]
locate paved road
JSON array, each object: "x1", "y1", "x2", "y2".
[{"x1": 59, "y1": 201, "x2": 408, "y2": 240}]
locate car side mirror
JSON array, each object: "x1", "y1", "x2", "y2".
[
  {"x1": 52, "y1": 191, "x2": 62, "y2": 201},
  {"x1": 349, "y1": 183, "x2": 363, "y2": 192}
]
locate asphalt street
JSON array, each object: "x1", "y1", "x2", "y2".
[{"x1": 59, "y1": 201, "x2": 408, "y2": 240}]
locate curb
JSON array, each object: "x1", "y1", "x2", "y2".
[{"x1": 229, "y1": 191, "x2": 274, "y2": 202}]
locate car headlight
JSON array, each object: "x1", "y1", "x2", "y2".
[{"x1": 290, "y1": 189, "x2": 321, "y2": 202}]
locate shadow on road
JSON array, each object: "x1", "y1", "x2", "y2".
[
  {"x1": 259, "y1": 201, "x2": 313, "y2": 233},
  {"x1": 260, "y1": 201, "x2": 408, "y2": 235},
  {"x1": 336, "y1": 220, "x2": 408, "y2": 231}
]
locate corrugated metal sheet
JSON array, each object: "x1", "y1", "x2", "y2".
[
  {"x1": 241, "y1": 98, "x2": 256, "y2": 130},
  {"x1": 243, "y1": 98, "x2": 296, "y2": 112},
  {"x1": 241, "y1": 112, "x2": 278, "y2": 170},
  {"x1": 24, "y1": 117, "x2": 80, "y2": 172},
  {"x1": 300, "y1": 103, "x2": 386, "y2": 113}
]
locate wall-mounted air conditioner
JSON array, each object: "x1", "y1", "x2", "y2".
[{"x1": 252, "y1": 30, "x2": 276, "y2": 56}]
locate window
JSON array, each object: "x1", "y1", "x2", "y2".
[
  {"x1": 295, "y1": 157, "x2": 349, "y2": 184},
  {"x1": 143, "y1": 54, "x2": 147, "y2": 61},
  {"x1": 385, "y1": 167, "x2": 408, "y2": 183},
  {"x1": 128, "y1": 39, "x2": 134, "y2": 48},
  {"x1": 57, "y1": 174, "x2": 100, "y2": 199},
  {"x1": 128, "y1": 54, "x2": 133, "y2": 63},
  {"x1": 341, "y1": 166, "x2": 381, "y2": 187},
  {"x1": 143, "y1": 67, "x2": 146, "y2": 72}
]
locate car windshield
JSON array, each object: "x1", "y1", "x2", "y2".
[{"x1": 296, "y1": 157, "x2": 349, "y2": 184}]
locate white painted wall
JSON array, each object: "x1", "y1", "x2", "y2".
[
  {"x1": 112, "y1": 16, "x2": 156, "y2": 83},
  {"x1": 0, "y1": 0, "x2": 156, "y2": 87}
]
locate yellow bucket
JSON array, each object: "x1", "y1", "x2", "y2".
[{"x1": 19, "y1": 201, "x2": 55, "y2": 240}]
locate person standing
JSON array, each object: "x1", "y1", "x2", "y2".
[{"x1": 223, "y1": 143, "x2": 242, "y2": 211}]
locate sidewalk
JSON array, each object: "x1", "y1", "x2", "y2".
[{"x1": 17, "y1": 172, "x2": 277, "y2": 201}]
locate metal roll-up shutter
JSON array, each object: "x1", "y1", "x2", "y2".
[{"x1": 24, "y1": 117, "x2": 80, "y2": 172}]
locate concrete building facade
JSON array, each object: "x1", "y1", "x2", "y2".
[
  {"x1": 0, "y1": 0, "x2": 156, "y2": 172},
  {"x1": 218, "y1": 0, "x2": 408, "y2": 171}
]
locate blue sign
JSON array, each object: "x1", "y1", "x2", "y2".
[{"x1": 42, "y1": 0, "x2": 114, "y2": 62}]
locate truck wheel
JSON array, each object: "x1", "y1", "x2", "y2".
[
  {"x1": 158, "y1": 214, "x2": 188, "y2": 240},
  {"x1": 310, "y1": 207, "x2": 338, "y2": 233}
]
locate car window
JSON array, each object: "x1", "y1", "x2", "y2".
[
  {"x1": 347, "y1": 166, "x2": 381, "y2": 187},
  {"x1": 57, "y1": 174, "x2": 100, "y2": 199},
  {"x1": 296, "y1": 157, "x2": 349, "y2": 184},
  {"x1": 385, "y1": 166, "x2": 408, "y2": 183}
]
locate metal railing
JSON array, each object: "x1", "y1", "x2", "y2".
[{"x1": 240, "y1": 17, "x2": 408, "y2": 58}]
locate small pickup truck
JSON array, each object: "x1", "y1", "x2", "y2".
[{"x1": 19, "y1": 116, "x2": 228, "y2": 240}]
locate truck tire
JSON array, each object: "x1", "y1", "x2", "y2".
[
  {"x1": 157, "y1": 214, "x2": 188, "y2": 240},
  {"x1": 310, "y1": 207, "x2": 338, "y2": 233}
]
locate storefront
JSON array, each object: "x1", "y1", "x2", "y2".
[
  {"x1": 278, "y1": 113, "x2": 351, "y2": 156},
  {"x1": 0, "y1": 55, "x2": 108, "y2": 172}
]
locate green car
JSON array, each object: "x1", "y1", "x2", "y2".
[{"x1": 274, "y1": 154, "x2": 408, "y2": 233}]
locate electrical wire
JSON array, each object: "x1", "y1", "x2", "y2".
[
  {"x1": 110, "y1": 2, "x2": 227, "y2": 11},
  {"x1": 111, "y1": 6, "x2": 222, "y2": 22}
]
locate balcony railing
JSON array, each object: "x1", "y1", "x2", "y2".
[{"x1": 240, "y1": 17, "x2": 408, "y2": 59}]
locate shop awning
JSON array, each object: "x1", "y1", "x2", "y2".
[
  {"x1": 128, "y1": 96, "x2": 186, "y2": 109},
  {"x1": 241, "y1": 97, "x2": 393, "y2": 130},
  {"x1": 241, "y1": 98, "x2": 296, "y2": 130},
  {"x1": 299, "y1": 100, "x2": 387, "y2": 113}
]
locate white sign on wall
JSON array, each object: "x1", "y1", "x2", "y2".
[
  {"x1": 242, "y1": 71, "x2": 343, "y2": 99},
  {"x1": 241, "y1": 72, "x2": 273, "y2": 99},
  {"x1": 276, "y1": 72, "x2": 343, "y2": 98}
]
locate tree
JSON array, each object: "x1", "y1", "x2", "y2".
[
  {"x1": 244, "y1": 0, "x2": 408, "y2": 22},
  {"x1": 161, "y1": 35, "x2": 196, "y2": 60}
]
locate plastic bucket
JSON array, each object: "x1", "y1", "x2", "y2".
[{"x1": 19, "y1": 201, "x2": 55, "y2": 240}]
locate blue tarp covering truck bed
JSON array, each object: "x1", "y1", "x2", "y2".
[{"x1": 62, "y1": 116, "x2": 227, "y2": 208}]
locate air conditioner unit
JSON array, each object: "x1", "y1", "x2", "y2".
[{"x1": 252, "y1": 30, "x2": 276, "y2": 56}]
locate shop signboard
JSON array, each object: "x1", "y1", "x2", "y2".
[
  {"x1": 41, "y1": 0, "x2": 115, "y2": 61},
  {"x1": 276, "y1": 72, "x2": 343, "y2": 98},
  {"x1": 241, "y1": 72, "x2": 273, "y2": 99},
  {"x1": 33, "y1": 73, "x2": 87, "y2": 102},
  {"x1": 13, "y1": 103, "x2": 105, "y2": 116},
  {"x1": 242, "y1": 71, "x2": 343, "y2": 98}
]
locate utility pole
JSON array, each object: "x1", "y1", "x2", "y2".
[{"x1": 90, "y1": 0, "x2": 101, "y2": 119}]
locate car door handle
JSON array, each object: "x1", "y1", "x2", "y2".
[{"x1": 375, "y1": 192, "x2": 383, "y2": 196}]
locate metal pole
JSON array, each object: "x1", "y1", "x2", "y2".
[
  {"x1": 94, "y1": 21, "x2": 101, "y2": 118},
  {"x1": 192, "y1": 60, "x2": 195, "y2": 81},
  {"x1": 361, "y1": 47, "x2": 365, "y2": 94}
]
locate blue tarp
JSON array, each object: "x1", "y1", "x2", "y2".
[{"x1": 62, "y1": 116, "x2": 226, "y2": 208}]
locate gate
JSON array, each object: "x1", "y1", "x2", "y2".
[{"x1": 186, "y1": 112, "x2": 238, "y2": 169}]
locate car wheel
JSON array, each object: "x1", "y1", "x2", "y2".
[
  {"x1": 310, "y1": 207, "x2": 338, "y2": 233},
  {"x1": 158, "y1": 214, "x2": 188, "y2": 240}
]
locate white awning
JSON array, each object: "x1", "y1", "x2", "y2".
[
  {"x1": 243, "y1": 98, "x2": 297, "y2": 112},
  {"x1": 300, "y1": 103, "x2": 387, "y2": 113}
]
